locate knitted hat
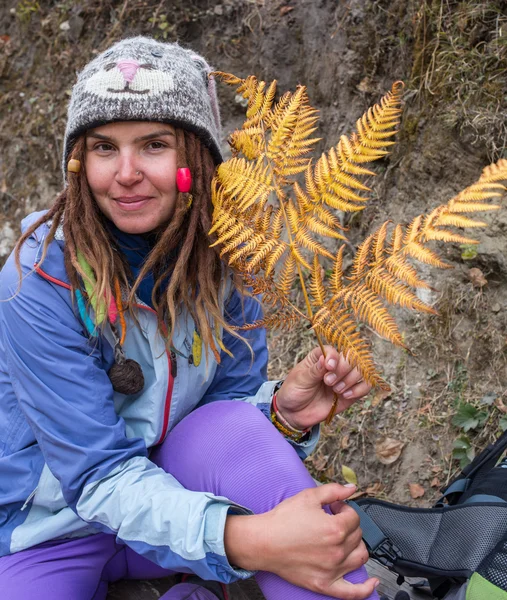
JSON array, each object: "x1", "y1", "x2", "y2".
[{"x1": 62, "y1": 36, "x2": 222, "y2": 175}]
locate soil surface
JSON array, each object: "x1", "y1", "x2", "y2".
[{"x1": 1, "y1": 0, "x2": 506, "y2": 597}]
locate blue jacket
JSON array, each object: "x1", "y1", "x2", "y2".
[{"x1": 0, "y1": 212, "x2": 319, "y2": 582}]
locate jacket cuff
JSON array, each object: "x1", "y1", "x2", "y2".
[{"x1": 203, "y1": 498, "x2": 256, "y2": 582}]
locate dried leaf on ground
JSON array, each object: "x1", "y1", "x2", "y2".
[
  {"x1": 468, "y1": 267, "x2": 487, "y2": 288},
  {"x1": 409, "y1": 483, "x2": 425, "y2": 498},
  {"x1": 342, "y1": 465, "x2": 358, "y2": 485},
  {"x1": 430, "y1": 477, "x2": 441, "y2": 488},
  {"x1": 495, "y1": 397, "x2": 507, "y2": 414},
  {"x1": 280, "y1": 6, "x2": 294, "y2": 15},
  {"x1": 372, "y1": 389, "x2": 392, "y2": 407},
  {"x1": 375, "y1": 437, "x2": 404, "y2": 465},
  {"x1": 341, "y1": 434, "x2": 350, "y2": 449}
]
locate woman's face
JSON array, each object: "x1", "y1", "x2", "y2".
[{"x1": 85, "y1": 121, "x2": 178, "y2": 234}]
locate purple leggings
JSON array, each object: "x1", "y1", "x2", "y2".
[{"x1": 0, "y1": 401, "x2": 377, "y2": 600}]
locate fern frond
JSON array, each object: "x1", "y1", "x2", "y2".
[
  {"x1": 245, "y1": 239, "x2": 280, "y2": 272},
  {"x1": 265, "y1": 242, "x2": 288, "y2": 276},
  {"x1": 366, "y1": 268, "x2": 437, "y2": 314},
  {"x1": 422, "y1": 230, "x2": 479, "y2": 245},
  {"x1": 350, "y1": 233, "x2": 375, "y2": 280},
  {"x1": 228, "y1": 234, "x2": 266, "y2": 263},
  {"x1": 217, "y1": 157, "x2": 274, "y2": 211},
  {"x1": 237, "y1": 308, "x2": 301, "y2": 332},
  {"x1": 306, "y1": 215, "x2": 347, "y2": 240},
  {"x1": 448, "y1": 201, "x2": 501, "y2": 213},
  {"x1": 313, "y1": 306, "x2": 386, "y2": 388},
  {"x1": 330, "y1": 246, "x2": 345, "y2": 295},
  {"x1": 433, "y1": 214, "x2": 487, "y2": 228},
  {"x1": 277, "y1": 254, "x2": 297, "y2": 296},
  {"x1": 478, "y1": 158, "x2": 507, "y2": 183},
  {"x1": 294, "y1": 227, "x2": 334, "y2": 259},
  {"x1": 402, "y1": 241, "x2": 452, "y2": 269},
  {"x1": 342, "y1": 284, "x2": 405, "y2": 347},
  {"x1": 309, "y1": 256, "x2": 326, "y2": 307},
  {"x1": 391, "y1": 224, "x2": 404, "y2": 252},
  {"x1": 372, "y1": 221, "x2": 390, "y2": 263},
  {"x1": 384, "y1": 255, "x2": 432, "y2": 289}
]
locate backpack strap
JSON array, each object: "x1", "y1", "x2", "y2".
[{"x1": 348, "y1": 501, "x2": 402, "y2": 568}]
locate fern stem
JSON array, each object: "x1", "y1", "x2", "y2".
[
  {"x1": 258, "y1": 121, "x2": 337, "y2": 423},
  {"x1": 259, "y1": 121, "x2": 327, "y2": 355}
]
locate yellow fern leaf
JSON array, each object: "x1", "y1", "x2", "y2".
[
  {"x1": 448, "y1": 201, "x2": 501, "y2": 213},
  {"x1": 313, "y1": 306, "x2": 386, "y2": 388},
  {"x1": 218, "y1": 226, "x2": 256, "y2": 256},
  {"x1": 228, "y1": 234, "x2": 266, "y2": 263},
  {"x1": 265, "y1": 242, "x2": 288, "y2": 276},
  {"x1": 403, "y1": 215, "x2": 424, "y2": 244},
  {"x1": 277, "y1": 254, "x2": 297, "y2": 296},
  {"x1": 210, "y1": 221, "x2": 245, "y2": 248},
  {"x1": 309, "y1": 256, "x2": 326, "y2": 307},
  {"x1": 366, "y1": 268, "x2": 437, "y2": 314},
  {"x1": 402, "y1": 241, "x2": 452, "y2": 269},
  {"x1": 342, "y1": 284, "x2": 405, "y2": 347},
  {"x1": 306, "y1": 215, "x2": 347, "y2": 240},
  {"x1": 294, "y1": 227, "x2": 334, "y2": 259},
  {"x1": 245, "y1": 239, "x2": 280, "y2": 272},
  {"x1": 433, "y1": 214, "x2": 487, "y2": 228},
  {"x1": 237, "y1": 309, "x2": 300, "y2": 332},
  {"x1": 290, "y1": 243, "x2": 312, "y2": 270},
  {"x1": 384, "y1": 255, "x2": 432, "y2": 289},
  {"x1": 286, "y1": 200, "x2": 300, "y2": 234},
  {"x1": 350, "y1": 233, "x2": 375, "y2": 280},
  {"x1": 330, "y1": 245, "x2": 345, "y2": 295},
  {"x1": 391, "y1": 224, "x2": 404, "y2": 253},
  {"x1": 478, "y1": 158, "x2": 507, "y2": 183},
  {"x1": 217, "y1": 157, "x2": 274, "y2": 212},
  {"x1": 246, "y1": 80, "x2": 266, "y2": 119},
  {"x1": 422, "y1": 230, "x2": 479, "y2": 245},
  {"x1": 372, "y1": 221, "x2": 390, "y2": 263},
  {"x1": 327, "y1": 147, "x2": 371, "y2": 191}
]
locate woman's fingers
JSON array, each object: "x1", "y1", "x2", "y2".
[{"x1": 327, "y1": 576, "x2": 379, "y2": 600}]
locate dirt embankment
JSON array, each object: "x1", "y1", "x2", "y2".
[{"x1": 1, "y1": 0, "x2": 506, "y2": 505}]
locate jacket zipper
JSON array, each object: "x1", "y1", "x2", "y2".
[{"x1": 34, "y1": 265, "x2": 175, "y2": 445}]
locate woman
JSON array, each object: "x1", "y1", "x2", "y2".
[{"x1": 0, "y1": 37, "x2": 379, "y2": 600}]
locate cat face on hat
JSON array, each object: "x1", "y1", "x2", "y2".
[{"x1": 62, "y1": 37, "x2": 222, "y2": 176}]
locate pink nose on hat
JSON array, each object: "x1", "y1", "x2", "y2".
[{"x1": 117, "y1": 60, "x2": 140, "y2": 83}]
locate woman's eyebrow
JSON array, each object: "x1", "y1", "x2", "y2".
[{"x1": 86, "y1": 130, "x2": 176, "y2": 143}]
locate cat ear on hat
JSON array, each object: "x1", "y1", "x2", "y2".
[{"x1": 188, "y1": 52, "x2": 221, "y2": 136}]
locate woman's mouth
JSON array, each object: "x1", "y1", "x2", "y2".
[{"x1": 114, "y1": 196, "x2": 153, "y2": 211}]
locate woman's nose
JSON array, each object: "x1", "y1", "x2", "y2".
[
  {"x1": 115, "y1": 156, "x2": 142, "y2": 186},
  {"x1": 116, "y1": 60, "x2": 140, "y2": 84}
]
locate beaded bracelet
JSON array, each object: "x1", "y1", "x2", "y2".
[{"x1": 270, "y1": 391, "x2": 311, "y2": 443}]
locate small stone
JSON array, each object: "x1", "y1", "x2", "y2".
[
  {"x1": 492, "y1": 303, "x2": 501, "y2": 313},
  {"x1": 214, "y1": 5, "x2": 223, "y2": 15},
  {"x1": 59, "y1": 20, "x2": 70, "y2": 31}
]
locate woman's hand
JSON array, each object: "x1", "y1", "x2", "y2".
[
  {"x1": 275, "y1": 346, "x2": 372, "y2": 430},
  {"x1": 224, "y1": 483, "x2": 378, "y2": 599}
]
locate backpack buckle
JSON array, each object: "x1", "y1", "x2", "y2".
[{"x1": 373, "y1": 539, "x2": 402, "y2": 568}]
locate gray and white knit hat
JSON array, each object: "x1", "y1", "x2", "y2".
[{"x1": 62, "y1": 36, "x2": 222, "y2": 175}]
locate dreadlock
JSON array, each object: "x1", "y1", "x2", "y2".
[{"x1": 14, "y1": 128, "x2": 246, "y2": 363}]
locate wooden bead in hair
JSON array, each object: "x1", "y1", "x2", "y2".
[{"x1": 67, "y1": 159, "x2": 81, "y2": 173}]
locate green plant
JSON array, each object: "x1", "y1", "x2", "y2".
[
  {"x1": 16, "y1": 0, "x2": 40, "y2": 23},
  {"x1": 148, "y1": 13, "x2": 174, "y2": 40},
  {"x1": 452, "y1": 434, "x2": 475, "y2": 468},
  {"x1": 452, "y1": 402, "x2": 488, "y2": 432}
]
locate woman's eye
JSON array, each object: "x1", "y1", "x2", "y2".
[
  {"x1": 147, "y1": 141, "x2": 167, "y2": 150},
  {"x1": 94, "y1": 143, "x2": 114, "y2": 152}
]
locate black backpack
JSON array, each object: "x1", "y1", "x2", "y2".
[{"x1": 349, "y1": 430, "x2": 507, "y2": 599}]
